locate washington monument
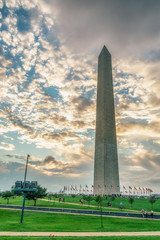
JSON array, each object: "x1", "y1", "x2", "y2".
[{"x1": 94, "y1": 46, "x2": 120, "y2": 195}]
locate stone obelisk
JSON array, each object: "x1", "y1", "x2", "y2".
[{"x1": 94, "y1": 45, "x2": 120, "y2": 195}]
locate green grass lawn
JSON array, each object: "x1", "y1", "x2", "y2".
[
  {"x1": 63, "y1": 195, "x2": 160, "y2": 212},
  {"x1": 0, "y1": 197, "x2": 139, "y2": 213},
  {"x1": 1, "y1": 195, "x2": 160, "y2": 213},
  {"x1": 1, "y1": 237, "x2": 160, "y2": 240},
  {"x1": 0, "y1": 209, "x2": 160, "y2": 232},
  {"x1": 0, "y1": 197, "x2": 111, "y2": 212}
]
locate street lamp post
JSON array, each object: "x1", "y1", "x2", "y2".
[
  {"x1": 20, "y1": 154, "x2": 30, "y2": 223},
  {"x1": 24, "y1": 154, "x2": 30, "y2": 184}
]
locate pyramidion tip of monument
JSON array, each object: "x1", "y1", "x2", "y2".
[{"x1": 99, "y1": 45, "x2": 111, "y2": 57}]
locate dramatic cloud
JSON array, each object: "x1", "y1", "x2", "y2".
[
  {"x1": 1, "y1": 0, "x2": 160, "y2": 192},
  {"x1": 0, "y1": 142, "x2": 15, "y2": 151},
  {"x1": 50, "y1": 0, "x2": 160, "y2": 57}
]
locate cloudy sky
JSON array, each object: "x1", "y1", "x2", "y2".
[{"x1": 1, "y1": 0, "x2": 160, "y2": 193}]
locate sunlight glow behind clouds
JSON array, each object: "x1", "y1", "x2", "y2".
[{"x1": 1, "y1": 0, "x2": 160, "y2": 192}]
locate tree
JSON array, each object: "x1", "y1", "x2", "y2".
[
  {"x1": 128, "y1": 197, "x2": 134, "y2": 208},
  {"x1": 53, "y1": 193, "x2": 58, "y2": 200},
  {"x1": 26, "y1": 185, "x2": 47, "y2": 206},
  {"x1": 2, "y1": 191, "x2": 14, "y2": 204},
  {"x1": 11, "y1": 185, "x2": 22, "y2": 196},
  {"x1": 111, "y1": 196, "x2": 115, "y2": 205},
  {"x1": 47, "y1": 193, "x2": 52, "y2": 200},
  {"x1": 95, "y1": 195, "x2": 103, "y2": 208},
  {"x1": 149, "y1": 197, "x2": 156, "y2": 209},
  {"x1": 57, "y1": 194, "x2": 63, "y2": 198},
  {"x1": 95, "y1": 195, "x2": 103, "y2": 228},
  {"x1": 82, "y1": 195, "x2": 87, "y2": 201},
  {"x1": 71, "y1": 194, "x2": 76, "y2": 202},
  {"x1": 84, "y1": 195, "x2": 93, "y2": 206}
]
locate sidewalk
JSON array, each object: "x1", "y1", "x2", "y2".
[{"x1": 1, "y1": 231, "x2": 160, "y2": 236}]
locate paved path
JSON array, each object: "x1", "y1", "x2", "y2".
[{"x1": 1, "y1": 231, "x2": 160, "y2": 236}]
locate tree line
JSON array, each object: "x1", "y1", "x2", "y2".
[
  {"x1": 0, "y1": 185, "x2": 47, "y2": 205},
  {"x1": 0, "y1": 186, "x2": 157, "y2": 209}
]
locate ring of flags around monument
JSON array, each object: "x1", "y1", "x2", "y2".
[{"x1": 61, "y1": 185, "x2": 153, "y2": 196}]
